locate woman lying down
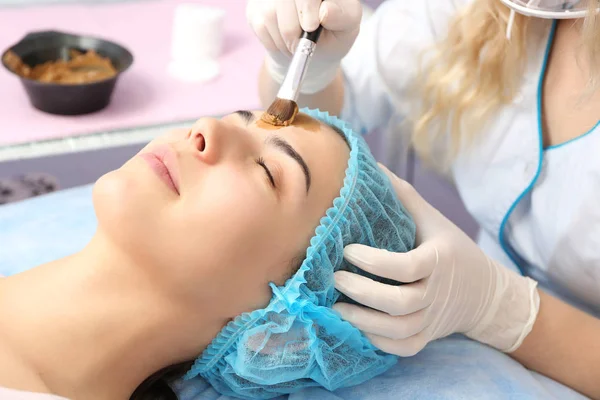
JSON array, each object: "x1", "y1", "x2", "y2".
[{"x1": 0, "y1": 108, "x2": 415, "y2": 400}]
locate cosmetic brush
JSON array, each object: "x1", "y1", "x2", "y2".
[{"x1": 261, "y1": 24, "x2": 324, "y2": 127}]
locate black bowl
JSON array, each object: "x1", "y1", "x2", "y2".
[{"x1": 1, "y1": 30, "x2": 134, "y2": 115}]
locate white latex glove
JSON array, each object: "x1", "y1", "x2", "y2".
[
  {"x1": 333, "y1": 165, "x2": 541, "y2": 356},
  {"x1": 246, "y1": 0, "x2": 362, "y2": 94}
]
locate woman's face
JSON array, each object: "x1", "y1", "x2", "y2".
[{"x1": 93, "y1": 111, "x2": 350, "y2": 320}]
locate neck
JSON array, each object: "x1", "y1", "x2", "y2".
[{"x1": 0, "y1": 232, "x2": 218, "y2": 400}]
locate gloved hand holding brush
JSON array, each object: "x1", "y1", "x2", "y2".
[{"x1": 247, "y1": 0, "x2": 362, "y2": 96}]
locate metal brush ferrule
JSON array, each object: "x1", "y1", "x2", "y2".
[{"x1": 276, "y1": 38, "x2": 316, "y2": 102}]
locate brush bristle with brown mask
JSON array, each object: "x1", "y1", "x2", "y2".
[
  {"x1": 261, "y1": 99, "x2": 299, "y2": 127},
  {"x1": 261, "y1": 24, "x2": 324, "y2": 127}
]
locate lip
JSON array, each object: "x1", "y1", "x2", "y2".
[{"x1": 139, "y1": 145, "x2": 181, "y2": 195}]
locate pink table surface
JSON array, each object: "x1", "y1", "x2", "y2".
[{"x1": 0, "y1": 0, "x2": 265, "y2": 146}]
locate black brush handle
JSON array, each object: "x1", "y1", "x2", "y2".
[
  {"x1": 300, "y1": 0, "x2": 324, "y2": 43},
  {"x1": 301, "y1": 25, "x2": 324, "y2": 43}
]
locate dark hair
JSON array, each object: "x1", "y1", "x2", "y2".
[
  {"x1": 327, "y1": 123, "x2": 350, "y2": 148},
  {"x1": 130, "y1": 361, "x2": 193, "y2": 400}
]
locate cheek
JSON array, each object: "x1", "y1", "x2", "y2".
[
  {"x1": 167, "y1": 171, "x2": 294, "y2": 303},
  {"x1": 178, "y1": 171, "x2": 279, "y2": 261},
  {"x1": 92, "y1": 160, "x2": 173, "y2": 253}
]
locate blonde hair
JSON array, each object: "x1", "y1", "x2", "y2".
[{"x1": 411, "y1": 0, "x2": 600, "y2": 169}]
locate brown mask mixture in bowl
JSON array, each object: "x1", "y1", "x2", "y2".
[{"x1": 3, "y1": 49, "x2": 117, "y2": 84}]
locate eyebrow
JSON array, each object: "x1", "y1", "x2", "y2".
[
  {"x1": 267, "y1": 136, "x2": 311, "y2": 194},
  {"x1": 234, "y1": 110, "x2": 255, "y2": 125}
]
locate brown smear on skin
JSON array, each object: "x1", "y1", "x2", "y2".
[{"x1": 256, "y1": 113, "x2": 321, "y2": 132}]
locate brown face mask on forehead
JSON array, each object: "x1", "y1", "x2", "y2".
[{"x1": 256, "y1": 113, "x2": 321, "y2": 133}]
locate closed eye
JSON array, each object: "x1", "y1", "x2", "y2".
[{"x1": 256, "y1": 157, "x2": 276, "y2": 188}]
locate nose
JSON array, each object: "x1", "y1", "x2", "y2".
[
  {"x1": 187, "y1": 117, "x2": 255, "y2": 164},
  {"x1": 187, "y1": 118, "x2": 222, "y2": 164},
  {"x1": 189, "y1": 130, "x2": 206, "y2": 152}
]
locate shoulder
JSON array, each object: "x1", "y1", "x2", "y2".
[
  {"x1": 359, "y1": 0, "x2": 477, "y2": 66},
  {"x1": 339, "y1": 0, "x2": 478, "y2": 131},
  {"x1": 373, "y1": 0, "x2": 476, "y2": 37}
]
